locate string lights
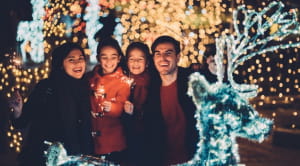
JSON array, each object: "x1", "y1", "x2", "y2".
[
  {"x1": 83, "y1": 0, "x2": 103, "y2": 62},
  {"x1": 16, "y1": 0, "x2": 48, "y2": 63},
  {"x1": 118, "y1": 0, "x2": 226, "y2": 66},
  {"x1": 0, "y1": 50, "x2": 50, "y2": 152},
  {"x1": 0, "y1": 0, "x2": 299, "y2": 154}
]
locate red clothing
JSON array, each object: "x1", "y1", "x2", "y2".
[
  {"x1": 89, "y1": 66, "x2": 132, "y2": 154},
  {"x1": 160, "y1": 81, "x2": 189, "y2": 165},
  {"x1": 130, "y1": 71, "x2": 150, "y2": 129}
]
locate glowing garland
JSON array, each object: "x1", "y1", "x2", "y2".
[{"x1": 16, "y1": 0, "x2": 48, "y2": 63}]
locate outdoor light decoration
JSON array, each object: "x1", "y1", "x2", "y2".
[
  {"x1": 3, "y1": 0, "x2": 299, "y2": 154},
  {"x1": 83, "y1": 0, "x2": 103, "y2": 63},
  {"x1": 119, "y1": 0, "x2": 226, "y2": 66},
  {"x1": 16, "y1": 0, "x2": 48, "y2": 63},
  {"x1": 236, "y1": 0, "x2": 300, "y2": 110},
  {"x1": 6, "y1": 123, "x2": 22, "y2": 153},
  {"x1": 44, "y1": 141, "x2": 117, "y2": 166},
  {"x1": 0, "y1": 50, "x2": 50, "y2": 152},
  {"x1": 180, "y1": 1, "x2": 300, "y2": 165}
]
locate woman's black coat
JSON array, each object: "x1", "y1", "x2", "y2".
[{"x1": 13, "y1": 71, "x2": 93, "y2": 166}]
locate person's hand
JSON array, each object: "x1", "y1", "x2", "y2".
[
  {"x1": 124, "y1": 101, "x2": 134, "y2": 115},
  {"x1": 102, "y1": 101, "x2": 112, "y2": 112},
  {"x1": 8, "y1": 90, "x2": 23, "y2": 118}
]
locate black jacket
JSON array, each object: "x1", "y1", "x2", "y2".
[
  {"x1": 13, "y1": 71, "x2": 93, "y2": 166},
  {"x1": 143, "y1": 67, "x2": 199, "y2": 166}
]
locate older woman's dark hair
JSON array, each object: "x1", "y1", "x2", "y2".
[
  {"x1": 51, "y1": 42, "x2": 85, "y2": 73},
  {"x1": 151, "y1": 35, "x2": 181, "y2": 55}
]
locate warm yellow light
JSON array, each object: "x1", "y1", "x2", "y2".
[
  {"x1": 292, "y1": 112, "x2": 298, "y2": 116},
  {"x1": 291, "y1": 124, "x2": 296, "y2": 128},
  {"x1": 279, "y1": 83, "x2": 283, "y2": 88}
]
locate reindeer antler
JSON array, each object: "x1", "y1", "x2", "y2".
[{"x1": 215, "y1": 1, "x2": 300, "y2": 99}]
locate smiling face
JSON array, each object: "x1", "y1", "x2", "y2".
[
  {"x1": 153, "y1": 42, "x2": 179, "y2": 76},
  {"x1": 127, "y1": 48, "x2": 147, "y2": 75},
  {"x1": 63, "y1": 49, "x2": 86, "y2": 79},
  {"x1": 98, "y1": 46, "x2": 121, "y2": 74}
]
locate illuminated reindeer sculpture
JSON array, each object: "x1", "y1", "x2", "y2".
[{"x1": 180, "y1": 1, "x2": 300, "y2": 166}]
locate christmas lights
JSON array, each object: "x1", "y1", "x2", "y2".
[
  {"x1": 16, "y1": 0, "x2": 48, "y2": 63},
  {"x1": 180, "y1": 1, "x2": 300, "y2": 165},
  {"x1": 83, "y1": 0, "x2": 103, "y2": 62}
]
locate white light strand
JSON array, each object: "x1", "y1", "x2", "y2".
[
  {"x1": 16, "y1": 0, "x2": 48, "y2": 63},
  {"x1": 83, "y1": 0, "x2": 103, "y2": 63}
]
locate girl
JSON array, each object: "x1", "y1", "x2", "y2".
[
  {"x1": 123, "y1": 42, "x2": 153, "y2": 165},
  {"x1": 11, "y1": 42, "x2": 93, "y2": 166},
  {"x1": 124, "y1": 42, "x2": 152, "y2": 127},
  {"x1": 88, "y1": 37, "x2": 132, "y2": 164}
]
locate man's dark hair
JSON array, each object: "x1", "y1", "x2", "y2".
[{"x1": 151, "y1": 35, "x2": 180, "y2": 55}]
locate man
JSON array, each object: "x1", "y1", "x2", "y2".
[{"x1": 143, "y1": 36, "x2": 198, "y2": 166}]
